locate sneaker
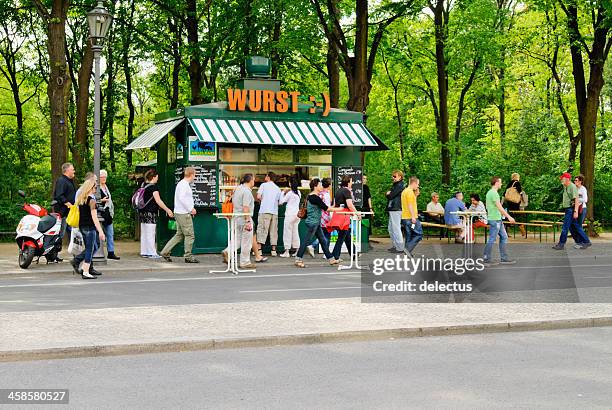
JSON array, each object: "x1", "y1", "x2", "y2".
[
  {"x1": 107, "y1": 252, "x2": 120, "y2": 260},
  {"x1": 306, "y1": 245, "x2": 315, "y2": 258},
  {"x1": 279, "y1": 251, "x2": 290, "y2": 258},
  {"x1": 185, "y1": 257, "x2": 200, "y2": 263},
  {"x1": 390, "y1": 248, "x2": 404, "y2": 254},
  {"x1": 575, "y1": 243, "x2": 591, "y2": 250},
  {"x1": 387, "y1": 247, "x2": 397, "y2": 252},
  {"x1": 403, "y1": 249, "x2": 413, "y2": 258},
  {"x1": 483, "y1": 260, "x2": 499, "y2": 267},
  {"x1": 583, "y1": 242, "x2": 592, "y2": 248},
  {"x1": 552, "y1": 244, "x2": 564, "y2": 250},
  {"x1": 271, "y1": 250, "x2": 277, "y2": 257},
  {"x1": 500, "y1": 259, "x2": 516, "y2": 265}
]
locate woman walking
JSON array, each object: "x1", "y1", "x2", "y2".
[
  {"x1": 139, "y1": 169, "x2": 173, "y2": 258},
  {"x1": 279, "y1": 179, "x2": 301, "y2": 258},
  {"x1": 99, "y1": 170, "x2": 120, "y2": 260},
  {"x1": 505, "y1": 173, "x2": 526, "y2": 238},
  {"x1": 71, "y1": 179, "x2": 106, "y2": 279},
  {"x1": 294, "y1": 178, "x2": 343, "y2": 268}
]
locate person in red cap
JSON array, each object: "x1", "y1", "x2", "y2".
[{"x1": 552, "y1": 172, "x2": 591, "y2": 250}]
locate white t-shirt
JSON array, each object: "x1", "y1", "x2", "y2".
[
  {"x1": 469, "y1": 201, "x2": 488, "y2": 224},
  {"x1": 280, "y1": 190, "x2": 301, "y2": 217},
  {"x1": 577, "y1": 186, "x2": 588, "y2": 206},
  {"x1": 257, "y1": 181, "x2": 282, "y2": 214},
  {"x1": 426, "y1": 201, "x2": 445, "y2": 214},
  {"x1": 174, "y1": 179, "x2": 194, "y2": 214}
]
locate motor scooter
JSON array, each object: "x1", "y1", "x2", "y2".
[{"x1": 15, "y1": 190, "x2": 63, "y2": 269}]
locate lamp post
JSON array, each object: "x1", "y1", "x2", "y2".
[{"x1": 88, "y1": 1, "x2": 112, "y2": 263}]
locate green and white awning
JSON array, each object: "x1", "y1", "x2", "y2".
[
  {"x1": 124, "y1": 118, "x2": 184, "y2": 150},
  {"x1": 188, "y1": 118, "x2": 377, "y2": 147}
]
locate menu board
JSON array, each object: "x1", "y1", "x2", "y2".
[
  {"x1": 174, "y1": 165, "x2": 217, "y2": 208},
  {"x1": 336, "y1": 166, "x2": 363, "y2": 207}
]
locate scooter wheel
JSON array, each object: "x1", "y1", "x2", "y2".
[{"x1": 18, "y1": 247, "x2": 36, "y2": 269}]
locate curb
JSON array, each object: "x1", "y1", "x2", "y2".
[{"x1": 2, "y1": 316, "x2": 612, "y2": 363}]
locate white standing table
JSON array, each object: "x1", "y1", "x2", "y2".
[
  {"x1": 450, "y1": 210, "x2": 487, "y2": 244},
  {"x1": 334, "y1": 211, "x2": 373, "y2": 270},
  {"x1": 210, "y1": 212, "x2": 255, "y2": 275}
]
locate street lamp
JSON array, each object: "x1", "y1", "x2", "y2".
[{"x1": 88, "y1": 1, "x2": 112, "y2": 263}]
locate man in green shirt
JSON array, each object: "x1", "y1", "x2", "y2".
[
  {"x1": 552, "y1": 173, "x2": 591, "y2": 250},
  {"x1": 483, "y1": 176, "x2": 516, "y2": 265}
]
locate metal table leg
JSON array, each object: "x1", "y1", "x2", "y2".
[{"x1": 210, "y1": 216, "x2": 232, "y2": 274}]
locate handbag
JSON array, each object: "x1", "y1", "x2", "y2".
[
  {"x1": 68, "y1": 228, "x2": 85, "y2": 255},
  {"x1": 328, "y1": 210, "x2": 351, "y2": 231},
  {"x1": 504, "y1": 181, "x2": 522, "y2": 204},
  {"x1": 66, "y1": 204, "x2": 80, "y2": 228},
  {"x1": 102, "y1": 207, "x2": 113, "y2": 226},
  {"x1": 297, "y1": 195, "x2": 308, "y2": 219}
]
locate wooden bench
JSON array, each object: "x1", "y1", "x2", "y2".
[
  {"x1": 421, "y1": 221, "x2": 463, "y2": 243},
  {"x1": 503, "y1": 221, "x2": 553, "y2": 242}
]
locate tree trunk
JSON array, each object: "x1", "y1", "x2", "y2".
[
  {"x1": 346, "y1": 0, "x2": 369, "y2": 112},
  {"x1": 123, "y1": 16, "x2": 135, "y2": 168},
  {"x1": 326, "y1": 45, "x2": 340, "y2": 108},
  {"x1": 105, "y1": 41, "x2": 116, "y2": 172},
  {"x1": 454, "y1": 59, "x2": 479, "y2": 158},
  {"x1": 73, "y1": 43, "x2": 94, "y2": 172},
  {"x1": 168, "y1": 17, "x2": 181, "y2": 109},
  {"x1": 433, "y1": 0, "x2": 451, "y2": 185},
  {"x1": 186, "y1": 0, "x2": 202, "y2": 105},
  {"x1": 498, "y1": 66, "x2": 506, "y2": 157}
]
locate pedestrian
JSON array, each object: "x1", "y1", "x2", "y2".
[
  {"x1": 444, "y1": 192, "x2": 467, "y2": 243},
  {"x1": 401, "y1": 176, "x2": 423, "y2": 257},
  {"x1": 279, "y1": 179, "x2": 301, "y2": 258},
  {"x1": 385, "y1": 170, "x2": 404, "y2": 253},
  {"x1": 361, "y1": 175, "x2": 373, "y2": 215},
  {"x1": 160, "y1": 167, "x2": 199, "y2": 263},
  {"x1": 70, "y1": 178, "x2": 106, "y2": 279},
  {"x1": 139, "y1": 169, "x2": 173, "y2": 258},
  {"x1": 224, "y1": 173, "x2": 257, "y2": 269},
  {"x1": 504, "y1": 173, "x2": 527, "y2": 238},
  {"x1": 574, "y1": 174, "x2": 588, "y2": 226},
  {"x1": 552, "y1": 173, "x2": 591, "y2": 250},
  {"x1": 331, "y1": 176, "x2": 358, "y2": 261},
  {"x1": 52, "y1": 162, "x2": 77, "y2": 261},
  {"x1": 99, "y1": 170, "x2": 120, "y2": 260},
  {"x1": 469, "y1": 193, "x2": 488, "y2": 239},
  {"x1": 256, "y1": 172, "x2": 282, "y2": 256},
  {"x1": 483, "y1": 177, "x2": 516, "y2": 265},
  {"x1": 294, "y1": 178, "x2": 344, "y2": 268},
  {"x1": 309, "y1": 177, "x2": 332, "y2": 257}
]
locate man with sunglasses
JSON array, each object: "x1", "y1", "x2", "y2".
[{"x1": 385, "y1": 170, "x2": 405, "y2": 253}]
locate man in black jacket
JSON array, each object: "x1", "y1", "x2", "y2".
[
  {"x1": 385, "y1": 170, "x2": 405, "y2": 253},
  {"x1": 53, "y1": 163, "x2": 77, "y2": 256}
]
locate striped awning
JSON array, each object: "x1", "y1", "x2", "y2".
[
  {"x1": 124, "y1": 118, "x2": 184, "y2": 150},
  {"x1": 188, "y1": 118, "x2": 378, "y2": 147}
]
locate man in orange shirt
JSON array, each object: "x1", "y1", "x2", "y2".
[{"x1": 401, "y1": 176, "x2": 422, "y2": 257}]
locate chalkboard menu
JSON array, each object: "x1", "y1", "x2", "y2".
[
  {"x1": 174, "y1": 165, "x2": 217, "y2": 208},
  {"x1": 336, "y1": 166, "x2": 363, "y2": 207}
]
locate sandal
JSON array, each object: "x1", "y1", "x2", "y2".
[{"x1": 294, "y1": 260, "x2": 306, "y2": 268}]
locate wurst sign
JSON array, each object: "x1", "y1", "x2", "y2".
[{"x1": 227, "y1": 89, "x2": 330, "y2": 116}]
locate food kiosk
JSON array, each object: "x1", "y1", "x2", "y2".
[{"x1": 125, "y1": 57, "x2": 387, "y2": 254}]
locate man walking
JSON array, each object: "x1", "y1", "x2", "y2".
[
  {"x1": 231, "y1": 174, "x2": 256, "y2": 269},
  {"x1": 257, "y1": 172, "x2": 281, "y2": 256},
  {"x1": 161, "y1": 167, "x2": 198, "y2": 263},
  {"x1": 483, "y1": 177, "x2": 516, "y2": 265},
  {"x1": 552, "y1": 173, "x2": 591, "y2": 250},
  {"x1": 385, "y1": 170, "x2": 404, "y2": 253},
  {"x1": 53, "y1": 162, "x2": 77, "y2": 261},
  {"x1": 401, "y1": 176, "x2": 423, "y2": 257}
]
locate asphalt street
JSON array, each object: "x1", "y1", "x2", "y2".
[
  {"x1": 0, "y1": 243, "x2": 611, "y2": 312},
  {"x1": 1, "y1": 326, "x2": 611, "y2": 409}
]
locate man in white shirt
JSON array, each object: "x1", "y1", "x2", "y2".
[
  {"x1": 161, "y1": 167, "x2": 198, "y2": 263},
  {"x1": 256, "y1": 172, "x2": 282, "y2": 256}
]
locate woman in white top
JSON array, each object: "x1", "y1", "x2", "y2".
[
  {"x1": 574, "y1": 174, "x2": 588, "y2": 225},
  {"x1": 279, "y1": 180, "x2": 302, "y2": 257},
  {"x1": 469, "y1": 193, "x2": 488, "y2": 240}
]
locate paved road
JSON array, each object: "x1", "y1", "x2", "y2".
[
  {"x1": 1, "y1": 327, "x2": 611, "y2": 409},
  {"x1": 0, "y1": 244, "x2": 611, "y2": 312}
]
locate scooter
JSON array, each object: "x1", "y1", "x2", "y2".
[{"x1": 15, "y1": 190, "x2": 63, "y2": 269}]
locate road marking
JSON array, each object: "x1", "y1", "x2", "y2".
[
  {"x1": 583, "y1": 276, "x2": 612, "y2": 279},
  {"x1": 240, "y1": 286, "x2": 362, "y2": 293},
  {"x1": 486, "y1": 264, "x2": 612, "y2": 270},
  {"x1": 0, "y1": 271, "x2": 361, "y2": 289}
]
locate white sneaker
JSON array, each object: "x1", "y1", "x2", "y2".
[
  {"x1": 271, "y1": 250, "x2": 278, "y2": 257},
  {"x1": 279, "y1": 251, "x2": 290, "y2": 258},
  {"x1": 306, "y1": 246, "x2": 315, "y2": 258}
]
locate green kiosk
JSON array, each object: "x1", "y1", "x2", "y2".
[{"x1": 126, "y1": 57, "x2": 386, "y2": 255}]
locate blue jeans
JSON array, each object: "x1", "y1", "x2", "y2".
[
  {"x1": 297, "y1": 223, "x2": 332, "y2": 259},
  {"x1": 75, "y1": 227, "x2": 99, "y2": 265},
  {"x1": 559, "y1": 207, "x2": 590, "y2": 245},
  {"x1": 103, "y1": 223, "x2": 115, "y2": 252},
  {"x1": 483, "y1": 220, "x2": 509, "y2": 262},
  {"x1": 311, "y1": 228, "x2": 331, "y2": 252},
  {"x1": 401, "y1": 219, "x2": 423, "y2": 253},
  {"x1": 388, "y1": 211, "x2": 404, "y2": 251}
]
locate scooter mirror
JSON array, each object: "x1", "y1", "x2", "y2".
[{"x1": 18, "y1": 190, "x2": 25, "y2": 198}]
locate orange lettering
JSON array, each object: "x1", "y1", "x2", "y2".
[
  {"x1": 262, "y1": 90, "x2": 275, "y2": 112},
  {"x1": 276, "y1": 91, "x2": 289, "y2": 113},
  {"x1": 227, "y1": 89, "x2": 247, "y2": 111},
  {"x1": 289, "y1": 91, "x2": 300, "y2": 113},
  {"x1": 248, "y1": 89, "x2": 262, "y2": 112}
]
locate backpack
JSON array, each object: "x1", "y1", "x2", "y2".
[{"x1": 132, "y1": 184, "x2": 153, "y2": 210}]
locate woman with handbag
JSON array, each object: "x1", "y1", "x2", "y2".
[
  {"x1": 99, "y1": 170, "x2": 120, "y2": 260},
  {"x1": 505, "y1": 173, "x2": 527, "y2": 238},
  {"x1": 139, "y1": 169, "x2": 174, "y2": 258},
  {"x1": 330, "y1": 176, "x2": 358, "y2": 261},
  {"x1": 294, "y1": 178, "x2": 343, "y2": 268}
]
